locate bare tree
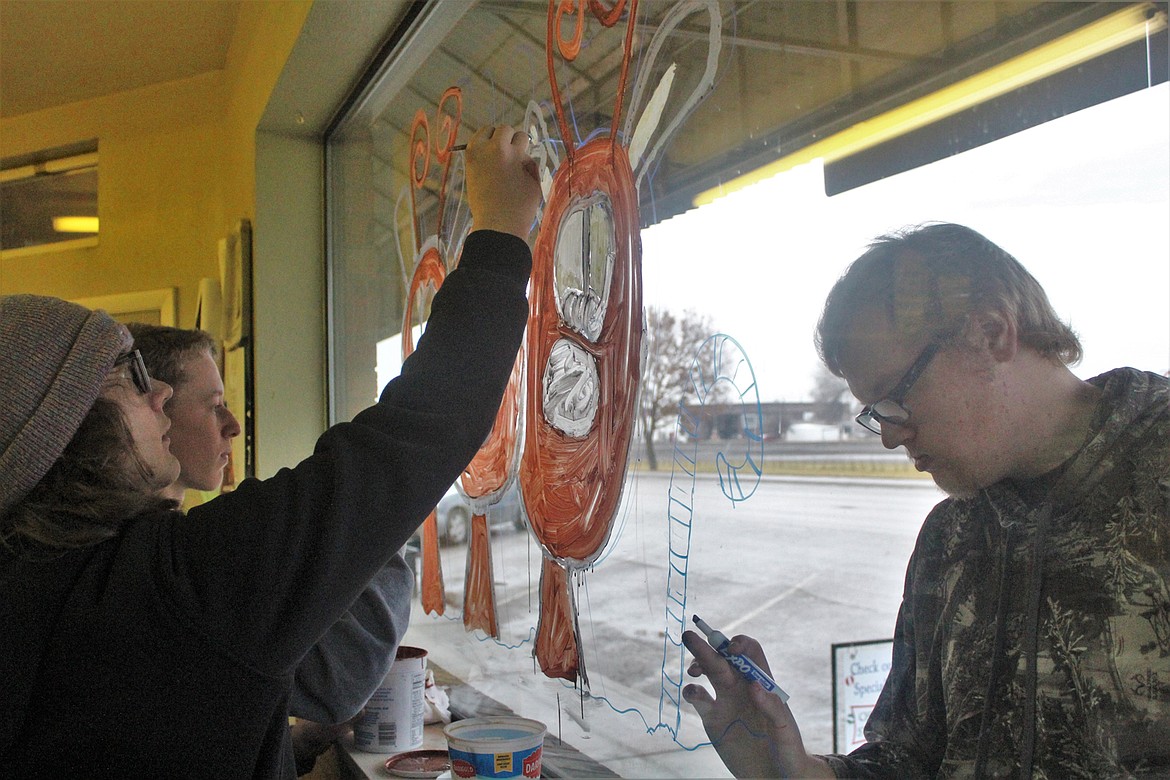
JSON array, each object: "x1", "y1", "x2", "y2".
[
  {"x1": 639, "y1": 307, "x2": 728, "y2": 470},
  {"x1": 811, "y1": 363, "x2": 853, "y2": 426}
]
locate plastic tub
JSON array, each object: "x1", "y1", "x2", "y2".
[{"x1": 443, "y1": 716, "x2": 546, "y2": 779}]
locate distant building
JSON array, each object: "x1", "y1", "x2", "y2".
[{"x1": 678, "y1": 401, "x2": 834, "y2": 440}]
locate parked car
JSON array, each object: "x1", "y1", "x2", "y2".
[
  {"x1": 403, "y1": 481, "x2": 527, "y2": 580},
  {"x1": 409, "y1": 481, "x2": 527, "y2": 548},
  {"x1": 439, "y1": 481, "x2": 526, "y2": 544}
]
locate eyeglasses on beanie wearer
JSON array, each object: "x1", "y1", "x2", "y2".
[{"x1": 0, "y1": 294, "x2": 132, "y2": 518}]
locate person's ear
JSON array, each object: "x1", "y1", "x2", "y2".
[{"x1": 966, "y1": 309, "x2": 1017, "y2": 362}]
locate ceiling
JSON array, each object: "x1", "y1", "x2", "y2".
[
  {"x1": 2, "y1": 0, "x2": 1165, "y2": 223},
  {"x1": 0, "y1": 0, "x2": 242, "y2": 119}
]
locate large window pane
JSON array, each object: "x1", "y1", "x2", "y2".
[{"x1": 327, "y1": 2, "x2": 1168, "y2": 774}]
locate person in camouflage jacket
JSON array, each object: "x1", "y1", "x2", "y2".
[
  {"x1": 682, "y1": 223, "x2": 1169, "y2": 778},
  {"x1": 825, "y1": 365, "x2": 1169, "y2": 778}
]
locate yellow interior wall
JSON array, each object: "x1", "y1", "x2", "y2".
[
  {"x1": 0, "y1": 72, "x2": 227, "y2": 316},
  {"x1": 221, "y1": 1, "x2": 314, "y2": 231},
  {"x1": 0, "y1": 1, "x2": 316, "y2": 475},
  {"x1": 0, "y1": 1, "x2": 311, "y2": 327}
]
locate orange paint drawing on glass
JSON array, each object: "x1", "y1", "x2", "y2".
[
  {"x1": 458, "y1": 331, "x2": 526, "y2": 638},
  {"x1": 519, "y1": 0, "x2": 723, "y2": 686},
  {"x1": 398, "y1": 0, "x2": 724, "y2": 704},
  {"x1": 400, "y1": 87, "x2": 469, "y2": 618},
  {"x1": 400, "y1": 86, "x2": 528, "y2": 636}
]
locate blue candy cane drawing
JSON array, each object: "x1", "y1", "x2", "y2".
[{"x1": 659, "y1": 333, "x2": 763, "y2": 735}]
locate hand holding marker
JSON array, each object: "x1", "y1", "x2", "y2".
[
  {"x1": 693, "y1": 615, "x2": 790, "y2": 702},
  {"x1": 453, "y1": 141, "x2": 540, "y2": 185}
]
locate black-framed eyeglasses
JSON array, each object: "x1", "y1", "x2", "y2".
[
  {"x1": 855, "y1": 342, "x2": 940, "y2": 435},
  {"x1": 113, "y1": 349, "x2": 154, "y2": 395}
]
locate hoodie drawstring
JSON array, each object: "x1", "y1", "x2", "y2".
[
  {"x1": 1019, "y1": 504, "x2": 1052, "y2": 780},
  {"x1": 972, "y1": 501, "x2": 1052, "y2": 780},
  {"x1": 974, "y1": 523, "x2": 1014, "y2": 777}
]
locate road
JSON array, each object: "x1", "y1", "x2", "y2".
[{"x1": 407, "y1": 471, "x2": 945, "y2": 777}]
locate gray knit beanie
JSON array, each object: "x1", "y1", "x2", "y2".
[{"x1": 0, "y1": 294, "x2": 132, "y2": 518}]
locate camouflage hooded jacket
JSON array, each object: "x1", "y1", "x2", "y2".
[{"x1": 824, "y1": 368, "x2": 1170, "y2": 779}]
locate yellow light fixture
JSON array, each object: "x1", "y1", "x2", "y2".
[
  {"x1": 0, "y1": 152, "x2": 98, "y2": 185},
  {"x1": 52, "y1": 216, "x2": 100, "y2": 233},
  {"x1": 694, "y1": 3, "x2": 1167, "y2": 207}
]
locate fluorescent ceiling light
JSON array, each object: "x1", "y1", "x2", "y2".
[
  {"x1": 694, "y1": 3, "x2": 1168, "y2": 207},
  {"x1": 52, "y1": 216, "x2": 99, "y2": 233},
  {"x1": 0, "y1": 152, "x2": 98, "y2": 184}
]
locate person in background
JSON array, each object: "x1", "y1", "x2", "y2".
[
  {"x1": 683, "y1": 222, "x2": 1169, "y2": 777},
  {"x1": 0, "y1": 124, "x2": 541, "y2": 778},
  {"x1": 128, "y1": 323, "x2": 412, "y2": 774},
  {"x1": 125, "y1": 326, "x2": 240, "y2": 504}
]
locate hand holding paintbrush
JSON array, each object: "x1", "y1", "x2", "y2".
[{"x1": 463, "y1": 125, "x2": 541, "y2": 240}]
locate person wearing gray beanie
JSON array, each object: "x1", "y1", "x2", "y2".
[
  {"x1": 0, "y1": 124, "x2": 542, "y2": 779},
  {"x1": 0, "y1": 294, "x2": 132, "y2": 518},
  {"x1": 0, "y1": 295, "x2": 178, "y2": 553}
]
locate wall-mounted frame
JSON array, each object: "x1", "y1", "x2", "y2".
[
  {"x1": 219, "y1": 218, "x2": 255, "y2": 481},
  {"x1": 220, "y1": 218, "x2": 252, "y2": 350},
  {"x1": 73, "y1": 287, "x2": 176, "y2": 327}
]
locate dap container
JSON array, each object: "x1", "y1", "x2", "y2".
[{"x1": 444, "y1": 716, "x2": 546, "y2": 779}]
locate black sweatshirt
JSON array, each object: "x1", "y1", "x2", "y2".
[{"x1": 1, "y1": 230, "x2": 532, "y2": 778}]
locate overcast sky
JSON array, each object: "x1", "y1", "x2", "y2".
[{"x1": 642, "y1": 82, "x2": 1170, "y2": 403}]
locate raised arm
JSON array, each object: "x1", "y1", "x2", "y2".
[
  {"x1": 174, "y1": 125, "x2": 543, "y2": 677},
  {"x1": 289, "y1": 551, "x2": 413, "y2": 723}
]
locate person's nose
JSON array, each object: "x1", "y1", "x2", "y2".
[
  {"x1": 879, "y1": 419, "x2": 913, "y2": 449},
  {"x1": 150, "y1": 379, "x2": 174, "y2": 409},
  {"x1": 223, "y1": 407, "x2": 241, "y2": 439}
]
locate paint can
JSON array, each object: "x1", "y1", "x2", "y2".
[
  {"x1": 444, "y1": 716, "x2": 546, "y2": 779},
  {"x1": 353, "y1": 646, "x2": 428, "y2": 753}
]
